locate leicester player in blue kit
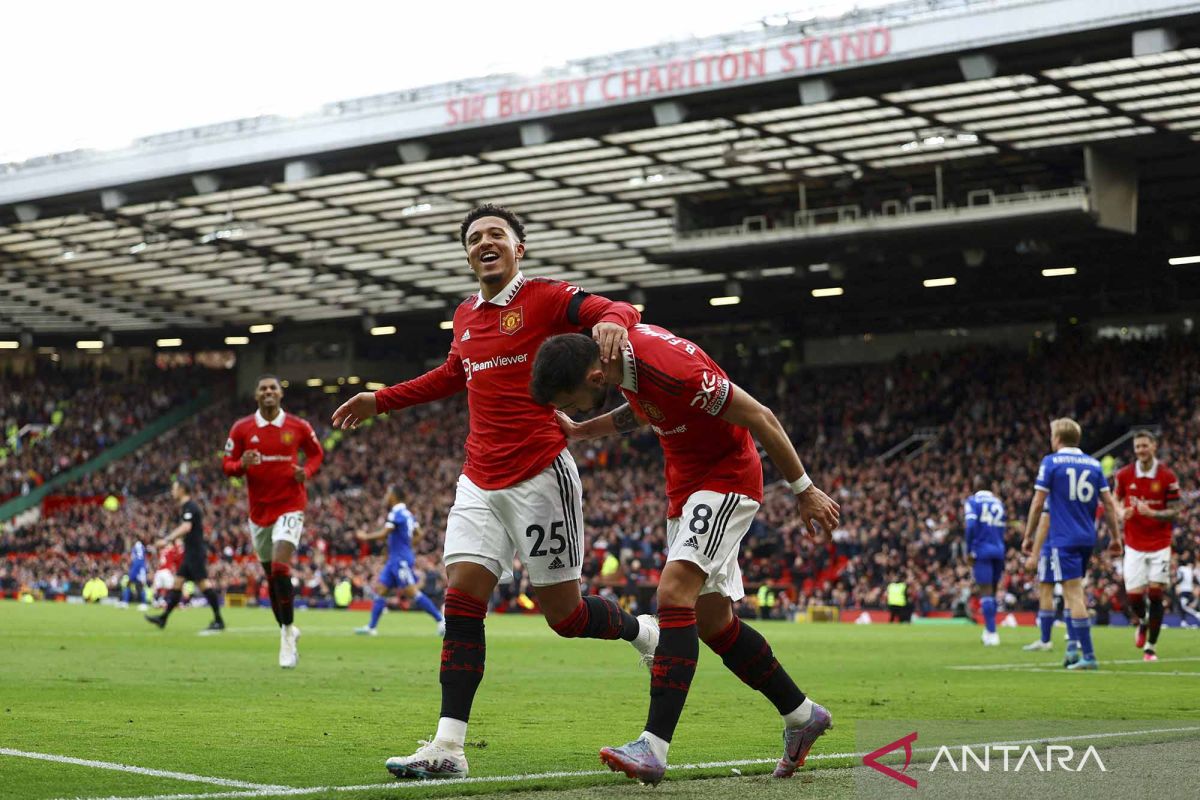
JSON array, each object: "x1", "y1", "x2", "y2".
[
  {"x1": 1022, "y1": 418, "x2": 1122, "y2": 670},
  {"x1": 122, "y1": 538, "x2": 149, "y2": 609},
  {"x1": 355, "y1": 487, "x2": 445, "y2": 636},
  {"x1": 964, "y1": 476, "x2": 1006, "y2": 646}
]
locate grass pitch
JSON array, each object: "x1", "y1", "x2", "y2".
[{"x1": 1, "y1": 603, "x2": 1197, "y2": 800}]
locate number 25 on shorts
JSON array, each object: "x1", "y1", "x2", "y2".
[{"x1": 526, "y1": 522, "x2": 567, "y2": 557}]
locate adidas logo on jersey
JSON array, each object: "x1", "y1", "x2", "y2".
[
  {"x1": 461, "y1": 329, "x2": 471, "y2": 341},
  {"x1": 683, "y1": 536, "x2": 699, "y2": 548},
  {"x1": 548, "y1": 556, "x2": 565, "y2": 570},
  {"x1": 250, "y1": 435, "x2": 260, "y2": 443}
]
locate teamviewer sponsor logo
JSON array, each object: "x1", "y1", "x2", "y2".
[{"x1": 462, "y1": 352, "x2": 529, "y2": 381}]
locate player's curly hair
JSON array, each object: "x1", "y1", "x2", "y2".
[
  {"x1": 459, "y1": 204, "x2": 526, "y2": 247},
  {"x1": 530, "y1": 333, "x2": 599, "y2": 406}
]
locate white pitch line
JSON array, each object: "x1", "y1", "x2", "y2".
[
  {"x1": 55, "y1": 725, "x2": 1200, "y2": 800},
  {"x1": 0, "y1": 748, "x2": 287, "y2": 791},
  {"x1": 1016, "y1": 668, "x2": 1200, "y2": 676},
  {"x1": 949, "y1": 656, "x2": 1200, "y2": 670}
]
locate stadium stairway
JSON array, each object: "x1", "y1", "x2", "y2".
[{"x1": 0, "y1": 390, "x2": 212, "y2": 524}]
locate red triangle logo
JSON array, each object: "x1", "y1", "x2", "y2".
[{"x1": 862, "y1": 731, "x2": 918, "y2": 788}]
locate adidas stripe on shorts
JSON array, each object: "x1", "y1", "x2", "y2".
[
  {"x1": 665, "y1": 490, "x2": 762, "y2": 601},
  {"x1": 443, "y1": 449, "x2": 584, "y2": 586}
]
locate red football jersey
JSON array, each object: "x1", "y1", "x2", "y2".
[
  {"x1": 375, "y1": 273, "x2": 640, "y2": 490},
  {"x1": 1114, "y1": 461, "x2": 1180, "y2": 551},
  {"x1": 160, "y1": 543, "x2": 183, "y2": 571},
  {"x1": 222, "y1": 410, "x2": 324, "y2": 526},
  {"x1": 619, "y1": 324, "x2": 763, "y2": 518}
]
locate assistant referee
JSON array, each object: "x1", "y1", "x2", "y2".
[{"x1": 145, "y1": 476, "x2": 225, "y2": 632}]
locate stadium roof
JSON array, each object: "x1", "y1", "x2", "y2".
[{"x1": 2, "y1": 0, "x2": 1199, "y2": 341}]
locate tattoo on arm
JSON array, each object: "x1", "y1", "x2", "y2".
[{"x1": 612, "y1": 403, "x2": 639, "y2": 434}]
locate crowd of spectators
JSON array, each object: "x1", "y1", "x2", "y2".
[
  {"x1": 1, "y1": 363, "x2": 215, "y2": 499},
  {"x1": 2, "y1": 331, "x2": 1197, "y2": 623}
]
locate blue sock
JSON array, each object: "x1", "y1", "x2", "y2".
[
  {"x1": 121, "y1": 587, "x2": 131, "y2": 603},
  {"x1": 1064, "y1": 617, "x2": 1079, "y2": 651},
  {"x1": 369, "y1": 596, "x2": 387, "y2": 629},
  {"x1": 1073, "y1": 616, "x2": 1094, "y2": 660},
  {"x1": 1037, "y1": 610, "x2": 1054, "y2": 643},
  {"x1": 981, "y1": 597, "x2": 997, "y2": 634},
  {"x1": 413, "y1": 592, "x2": 443, "y2": 622}
]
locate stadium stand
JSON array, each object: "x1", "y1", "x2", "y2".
[
  {"x1": 3, "y1": 331, "x2": 1196, "y2": 622},
  {"x1": 1, "y1": 365, "x2": 215, "y2": 499}
]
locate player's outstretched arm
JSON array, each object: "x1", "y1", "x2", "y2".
[
  {"x1": 355, "y1": 525, "x2": 390, "y2": 542},
  {"x1": 555, "y1": 403, "x2": 644, "y2": 441},
  {"x1": 334, "y1": 353, "x2": 468, "y2": 430},
  {"x1": 572, "y1": 293, "x2": 640, "y2": 363},
  {"x1": 719, "y1": 382, "x2": 839, "y2": 535}
]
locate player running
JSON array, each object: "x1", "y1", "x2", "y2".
[
  {"x1": 222, "y1": 375, "x2": 324, "y2": 668},
  {"x1": 1022, "y1": 418, "x2": 1122, "y2": 670},
  {"x1": 122, "y1": 537, "x2": 149, "y2": 609},
  {"x1": 331, "y1": 205, "x2": 658, "y2": 780},
  {"x1": 963, "y1": 476, "x2": 1006, "y2": 646},
  {"x1": 1113, "y1": 430, "x2": 1181, "y2": 662},
  {"x1": 530, "y1": 326, "x2": 840, "y2": 785},
  {"x1": 354, "y1": 487, "x2": 444, "y2": 636},
  {"x1": 145, "y1": 477, "x2": 225, "y2": 633}
]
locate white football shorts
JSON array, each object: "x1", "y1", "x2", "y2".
[
  {"x1": 665, "y1": 490, "x2": 761, "y2": 602},
  {"x1": 1123, "y1": 545, "x2": 1171, "y2": 590},
  {"x1": 444, "y1": 449, "x2": 583, "y2": 586},
  {"x1": 248, "y1": 511, "x2": 305, "y2": 562}
]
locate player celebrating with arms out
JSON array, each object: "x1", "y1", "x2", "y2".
[
  {"x1": 223, "y1": 375, "x2": 324, "y2": 668},
  {"x1": 1114, "y1": 430, "x2": 1181, "y2": 661},
  {"x1": 963, "y1": 475, "x2": 1007, "y2": 646},
  {"x1": 1022, "y1": 418, "x2": 1122, "y2": 670},
  {"x1": 332, "y1": 205, "x2": 658, "y2": 780},
  {"x1": 354, "y1": 487, "x2": 444, "y2": 636},
  {"x1": 530, "y1": 327, "x2": 840, "y2": 785}
]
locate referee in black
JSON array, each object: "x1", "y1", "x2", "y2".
[{"x1": 146, "y1": 476, "x2": 225, "y2": 632}]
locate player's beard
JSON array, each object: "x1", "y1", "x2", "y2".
[{"x1": 584, "y1": 384, "x2": 608, "y2": 413}]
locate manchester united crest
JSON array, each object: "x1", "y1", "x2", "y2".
[
  {"x1": 1152, "y1": 481, "x2": 1160, "y2": 492},
  {"x1": 640, "y1": 401, "x2": 665, "y2": 422},
  {"x1": 500, "y1": 306, "x2": 524, "y2": 335},
  {"x1": 282, "y1": 430, "x2": 295, "y2": 445}
]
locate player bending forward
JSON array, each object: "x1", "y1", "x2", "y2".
[
  {"x1": 1023, "y1": 418, "x2": 1122, "y2": 670},
  {"x1": 531, "y1": 327, "x2": 840, "y2": 785},
  {"x1": 1114, "y1": 430, "x2": 1181, "y2": 661},
  {"x1": 332, "y1": 205, "x2": 658, "y2": 780},
  {"x1": 223, "y1": 375, "x2": 324, "y2": 668}
]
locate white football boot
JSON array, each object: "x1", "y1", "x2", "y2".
[
  {"x1": 279, "y1": 624, "x2": 300, "y2": 668},
  {"x1": 386, "y1": 739, "x2": 468, "y2": 779}
]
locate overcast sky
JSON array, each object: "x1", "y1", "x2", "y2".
[{"x1": 2, "y1": 0, "x2": 892, "y2": 163}]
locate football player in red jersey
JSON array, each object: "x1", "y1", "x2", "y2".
[
  {"x1": 530, "y1": 326, "x2": 840, "y2": 785},
  {"x1": 223, "y1": 375, "x2": 324, "y2": 668},
  {"x1": 332, "y1": 205, "x2": 659, "y2": 780},
  {"x1": 1113, "y1": 430, "x2": 1181, "y2": 661}
]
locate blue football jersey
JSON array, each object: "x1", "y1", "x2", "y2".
[
  {"x1": 1035, "y1": 447, "x2": 1107, "y2": 548},
  {"x1": 964, "y1": 490, "x2": 1006, "y2": 559},
  {"x1": 385, "y1": 503, "x2": 417, "y2": 564},
  {"x1": 130, "y1": 541, "x2": 146, "y2": 566}
]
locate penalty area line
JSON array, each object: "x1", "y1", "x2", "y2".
[
  {"x1": 56, "y1": 725, "x2": 1200, "y2": 800},
  {"x1": 0, "y1": 748, "x2": 288, "y2": 791}
]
